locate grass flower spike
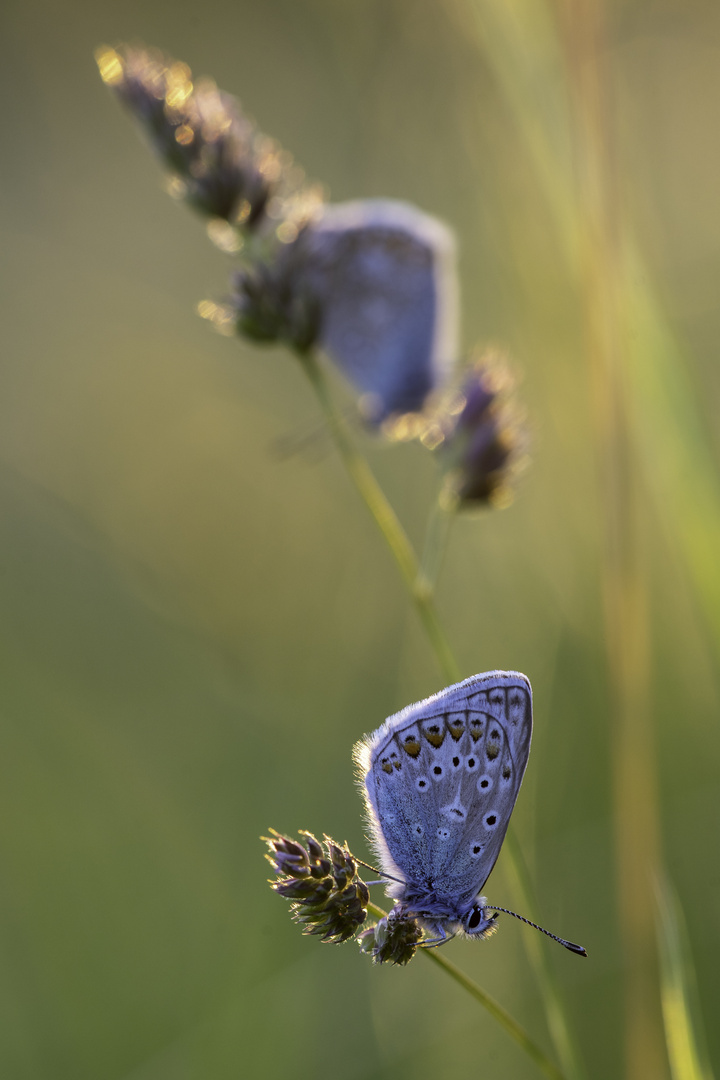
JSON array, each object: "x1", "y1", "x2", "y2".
[
  {"x1": 357, "y1": 908, "x2": 423, "y2": 966},
  {"x1": 95, "y1": 44, "x2": 322, "y2": 237},
  {"x1": 265, "y1": 831, "x2": 369, "y2": 945},
  {"x1": 266, "y1": 830, "x2": 423, "y2": 965},
  {"x1": 436, "y1": 352, "x2": 527, "y2": 508}
]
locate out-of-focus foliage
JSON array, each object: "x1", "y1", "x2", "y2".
[
  {"x1": 656, "y1": 877, "x2": 714, "y2": 1080},
  {"x1": 0, "y1": 1, "x2": 719, "y2": 1079}
]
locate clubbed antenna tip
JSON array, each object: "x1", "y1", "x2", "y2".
[{"x1": 488, "y1": 906, "x2": 587, "y2": 957}]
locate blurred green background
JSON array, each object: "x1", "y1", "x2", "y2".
[{"x1": 1, "y1": 1, "x2": 719, "y2": 1077}]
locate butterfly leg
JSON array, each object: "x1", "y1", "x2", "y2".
[{"x1": 420, "y1": 923, "x2": 458, "y2": 948}]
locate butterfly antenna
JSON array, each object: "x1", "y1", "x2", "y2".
[
  {"x1": 354, "y1": 857, "x2": 405, "y2": 886},
  {"x1": 488, "y1": 907, "x2": 587, "y2": 957}
]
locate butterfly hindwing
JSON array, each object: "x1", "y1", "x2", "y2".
[{"x1": 356, "y1": 672, "x2": 532, "y2": 904}]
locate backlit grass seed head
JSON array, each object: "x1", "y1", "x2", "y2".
[
  {"x1": 432, "y1": 350, "x2": 528, "y2": 508},
  {"x1": 264, "y1": 831, "x2": 369, "y2": 945},
  {"x1": 357, "y1": 909, "x2": 423, "y2": 965},
  {"x1": 231, "y1": 254, "x2": 320, "y2": 354},
  {"x1": 95, "y1": 45, "x2": 323, "y2": 236}
]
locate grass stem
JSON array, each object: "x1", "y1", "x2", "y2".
[
  {"x1": 301, "y1": 353, "x2": 460, "y2": 684},
  {"x1": 366, "y1": 901, "x2": 568, "y2": 1080}
]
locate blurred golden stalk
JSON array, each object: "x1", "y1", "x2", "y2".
[
  {"x1": 557, "y1": 6, "x2": 666, "y2": 1077},
  {"x1": 454, "y1": 0, "x2": 720, "y2": 1075},
  {"x1": 655, "y1": 877, "x2": 715, "y2": 1080},
  {"x1": 460, "y1": 0, "x2": 720, "y2": 662},
  {"x1": 459, "y1": 0, "x2": 667, "y2": 1073}
]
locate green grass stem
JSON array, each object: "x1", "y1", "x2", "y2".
[
  {"x1": 655, "y1": 878, "x2": 715, "y2": 1080},
  {"x1": 301, "y1": 353, "x2": 460, "y2": 685},
  {"x1": 366, "y1": 901, "x2": 568, "y2": 1080}
]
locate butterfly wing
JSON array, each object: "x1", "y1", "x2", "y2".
[
  {"x1": 354, "y1": 671, "x2": 532, "y2": 906},
  {"x1": 294, "y1": 200, "x2": 458, "y2": 423}
]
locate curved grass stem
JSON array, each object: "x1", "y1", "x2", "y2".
[
  {"x1": 417, "y1": 495, "x2": 457, "y2": 597},
  {"x1": 366, "y1": 900, "x2": 567, "y2": 1080},
  {"x1": 301, "y1": 353, "x2": 460, "y2": 684}
]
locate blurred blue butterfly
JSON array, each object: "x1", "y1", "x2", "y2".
[
  {"x1": 355, "y1": 671, "x2": 586, "y2": 954},
  {"x1": 291, "y1": 199, "x2": 458, "y2": 424}
]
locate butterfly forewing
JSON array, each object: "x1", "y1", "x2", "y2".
[{"x1": 357, "y1": 672, "x2": 532, "y2": 905}]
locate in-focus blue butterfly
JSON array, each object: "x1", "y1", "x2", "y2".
[{"x1": 354, "y1": 671, "x2": 586, "y2": 954}]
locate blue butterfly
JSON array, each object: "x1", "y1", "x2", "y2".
[
  {"x1": 355, "y1": 671, "x2": 586, "y2": 954},
  {"x1": 289, "y1": 199, "x2": 458, "y2": 424}
]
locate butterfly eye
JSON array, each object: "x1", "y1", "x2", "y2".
[{"x1": 465, "y1": 906, "x2": 484, "y2": 931}]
